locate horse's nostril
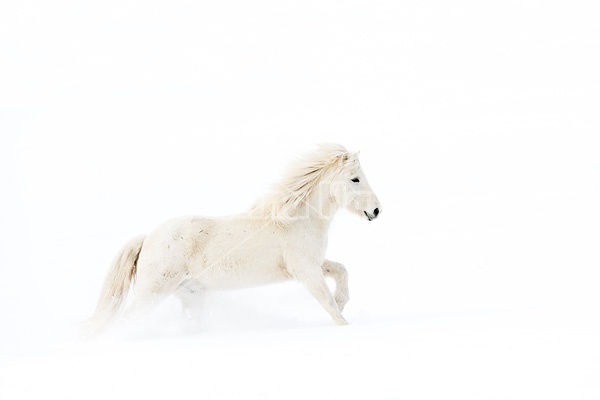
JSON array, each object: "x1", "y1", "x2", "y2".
[{"x1": 373, "y1": 208, "x2": 379, "y2": 217}]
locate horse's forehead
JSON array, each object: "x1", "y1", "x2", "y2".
[{"x1": 334, "y1": 163, "x2": 359, "y2": 178}]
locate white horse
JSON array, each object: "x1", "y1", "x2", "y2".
[{"x1": 88, "y1": 144, "x2": 381, "y2": 333}]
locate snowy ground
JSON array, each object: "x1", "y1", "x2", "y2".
[{"x1": 1, "y1": 1, "x2": 600, "y2": 399}]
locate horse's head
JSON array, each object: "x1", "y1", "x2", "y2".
[
  {"x1": 330, "y1": 151, "x2": 381, "y2": 221},
  {"x1": 254, "y1": 144, "x2": 381, "y2": 223}
]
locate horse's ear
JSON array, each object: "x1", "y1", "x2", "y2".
[
  {"x1": 340, "y1": 151, "x2": 361, "y2": 165},
  {"x1": 347, "y1": 151, "x2": 360, "y2": 162}
]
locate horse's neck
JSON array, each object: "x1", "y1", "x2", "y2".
[{"x1": 299, "y1": 187, "x2": 339, "y2": 229}]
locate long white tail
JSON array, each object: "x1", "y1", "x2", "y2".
[{"x1": 85, "y1": 235, "x2": 145, "y2": 334}]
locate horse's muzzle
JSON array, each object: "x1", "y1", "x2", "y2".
[{"x1": 364, "y1": 207, "x2": 380, "y2": 221}]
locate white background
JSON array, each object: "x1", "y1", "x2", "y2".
[{"x1": 1, "y1": 1, "x2": 599, "y2": 399}]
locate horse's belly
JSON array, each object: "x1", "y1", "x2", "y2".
[
  {"x1": 189, "y1": 246, "x2": 290, "y2": 290},
  {"x1": 183, "y1": 217, "x2": 290, "y2": 289},
  {"x1": 196, "y1": 261, "x2": 290, "y2": 289}
]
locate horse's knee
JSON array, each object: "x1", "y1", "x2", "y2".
[
  {"x1": 323, "y1": 260, "x2": 344, "y2": 273},
  {"x1": 337, "y1": 263, "x2": 348, "y2": 279},
  {"x1": 325, "y1": 262, "x2": 349, "y2": 309},
  {"x1": 328, "y1": 261, "x2": 348, "y2": 281}
]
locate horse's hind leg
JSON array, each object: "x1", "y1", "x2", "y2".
[
  {"x1": 322, "y1": 260, "x2": 349, "y2": 311},
  {"x1": 123, "y1": 263, "x2": 186, "y2": 321},
  {"x1": 176, "y1": 279, "x2": 206, "y2": 321},
  {"x1": 124, "y1": 290, "x2": 168, "y2": 322}
]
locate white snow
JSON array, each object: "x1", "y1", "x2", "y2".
[{"x1": 1, "y1": 1, "x2": 599, "y2": 399}]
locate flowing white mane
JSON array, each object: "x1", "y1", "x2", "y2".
[{"x1": 252, "y1": 143, "x2": 357, "y2": 221}]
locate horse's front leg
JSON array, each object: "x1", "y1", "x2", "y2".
[
  {"x1": 322, "y1": 260, "x2": 349, "y2": 311},
  {"x1": 288, "y1": 258, "x2": 348, "y2": 325}
]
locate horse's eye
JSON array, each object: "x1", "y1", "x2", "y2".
[{"x1": 351, "y1": 177, "x2": 360, "y2": 183}]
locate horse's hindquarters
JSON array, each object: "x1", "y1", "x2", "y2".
[{"x1": 135, "y1": 215, "x2": 290, "y2": 292}]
